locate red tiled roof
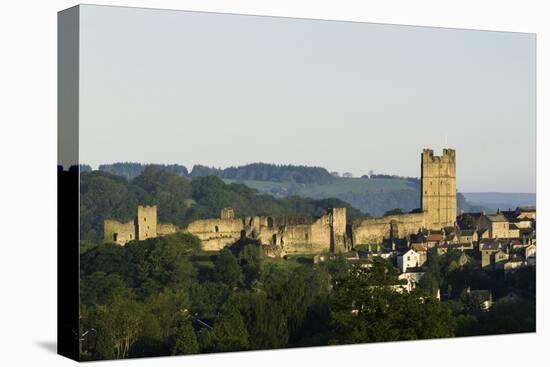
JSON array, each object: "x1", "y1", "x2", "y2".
[
  {"x1": 411, "y1": 243, "x2": 427, "y2": 252},
  {"x1": 426, "y1": 234, "x2": 444, "y2": 241}
]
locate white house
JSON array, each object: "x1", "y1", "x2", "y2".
[{"x1": 397, "y1": 249, "x2": 420, "y2": 273}]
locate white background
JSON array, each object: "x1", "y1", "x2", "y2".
[{"x1": 0, "y1": 1, "x2": 547, "y2": 366}]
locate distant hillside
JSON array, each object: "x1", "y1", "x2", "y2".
[
  {"x1": 80, "y1": 167, "x2": 363, "y2": 244},
  {"x1": 97, "y1": 162, "x2": 189, "y2": 180},
  {"x1": 461, "y1": 192, "x2": 536, "y2": 212},
  {"x1": 190, "y1": 163, "x2": 335, "y2": 185},
  {"x1": 223, "y1": 177, "x2": 482, "y2": 216},
  {"x1": 87, "y1": 162, "x2": 486, "y2": 217}
]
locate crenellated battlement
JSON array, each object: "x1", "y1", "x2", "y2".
[{"x1": 422, "y1": 148, "x2": 456, "y2": 163}]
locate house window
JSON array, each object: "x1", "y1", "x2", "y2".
[
  {"x1": 113, "y1": 233, "x2": 118, "y2": 242},
  {"x1": 215, "y1": 225, "x2": 219, "y2": 233}
]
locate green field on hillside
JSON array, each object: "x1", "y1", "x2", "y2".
[
  {"x1": 223, "y1": 177, "x2": 417, "y2": 216},
  {"x1": 223, "y1": 177, "x2": 412, "y2": 197}
]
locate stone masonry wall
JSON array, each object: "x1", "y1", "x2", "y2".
[
  {"x1": 352, "y1": 212, "x2": 425, "y2": 245},
  {"x1": 186, "y1": 218, "x2": 244, "y2": 251},
  {"x1": 421, "y1": 148, "x2": 456, "y2": 230},
  {"x1": 137, "y1": 205, "x2": 157, "y2": 240},
  {"x1": 104, "y1": 219, "x2": 136, "y2": 245}
]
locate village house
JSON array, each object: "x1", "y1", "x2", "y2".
[
  {"x1": 479, "y1": 239, "x2": 503, "y2": 268},
  {"x1": 397, "y1": 248, "x2": 420, "y2": 273},
  {"x1": 456, "y1": 228, "x2": 478, "y2": 244},
  {"x1": 478, "y1": 211, "x2": 511, "y2": 239},
  {"x1": 426, "y1": 231, "x2": 445, "y2": 248}
]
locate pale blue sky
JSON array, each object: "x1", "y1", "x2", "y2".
[{"x1": 79, "y1": 5, "x2": 536, "y2": 193}]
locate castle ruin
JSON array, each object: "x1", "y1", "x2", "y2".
[
  {"x1": 104, "y1": 205, "x2": 177, "y2": 245},
  {"x1": 103, "y1": 148, "x2": 457, "y2": 255},
  {"x1": 187, "y1": 207, "x2": 349, "y2": 255}
]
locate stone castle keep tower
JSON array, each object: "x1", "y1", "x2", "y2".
[
  {"x1": 421, "y1": 148, "x2": 457, "y2": 229},
  {"x1": 137, "y1": 205, "x2": 157, "y2": 240}
]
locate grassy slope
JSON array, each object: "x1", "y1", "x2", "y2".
[
  {"x1": 223, "y1": 177, "x2": 415, "y2": 216},
  {"x1": 223, "y1": 177, "x2": 410, "y2": 197}
]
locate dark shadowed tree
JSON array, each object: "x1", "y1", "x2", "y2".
[{"x1": 213, "y1": 248, "x2": 244, "y2": 288}]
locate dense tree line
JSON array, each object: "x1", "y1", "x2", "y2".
[
  {"x1": 80, "y1": 233, "x2": 465, "y2": 360},
  {"x1": 190, "y1": 163, "x2": 336, "y2": 185},
  {"x1": 80, "y1": 230, "x2": 535, "y2": 360},
  {"x1": 82, "y1": 162, "x2": 486, "y2": 217},
  {"x1": 80, "y1": 167, "x2": 363, "y2": 243},
  {"x1": 97, "y1": 163, "x2": 189, "y2": 181}
]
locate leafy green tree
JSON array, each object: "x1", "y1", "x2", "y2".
[
  {"x1": 330, "y1": 266, "x2": 455, "y2": 344},
  {"x1": 262, "y1": 264, "x2": 330, "y2": 339},
  {"x1": 222, "y1": 292, "x2": 288, "y2": 350},
  {"x1": 144, "y1": 289, "x2": 190, "y2": 339},
  {"x1": 190, "y1": 281, "x2": 231, "y2": 320},
  {"x1": 213, "y1": 248, "x2": 244, "y2": 288},
  {"x1": 172, "y1": 321, "x2": 199, "y2": 355},
  {"x1": 80, "y1": 272, "x2": 130, "y2": 306},
  {"x1": 94, "y1": 298, "x2": 145, "y2": 360},
  {"x1": 238, "y1": 244, "x2": 262, "y2": 285},
  {"x1": 211, "y1": 307, "x2": 250, "y2": 352},
  {"x1": 131, "y1": 313, "x2": 164, "y2": 357},
  {"x1": 323, "y1": 254, "x2": 350, "y2": 286}
]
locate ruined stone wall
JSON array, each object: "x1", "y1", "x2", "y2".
[
  {"x1": 352, "y1": 212, "x2": 425, "y2": 245},
  {"x1": 421, "y1": 148, "x2": 456, "y2": 230},
  {"x1": 156, "y1": 223, "x2": 178, "y2": 236},
  {"x1": 104, "y1": 219, "x2": 136, "y2": 245},
  {"x1": 137, "y1": 205, "x2": 157, "y2": 240},
  {"x1": 220, "y1": 207, "x2": 235, "y2": 220},
  {"x1": 252, "y1": 215, "x2": 328, "y2": 254},
  {"x1": 186, "y1": 218, "x2": 244, "y2": 251},
  {"x1": 250, "y1": 210, "x2": 347, "y2": 255},
  {"x1": 330, "y1": 208, "x2": 348, "y2": 252},
  {"x1": 104, "y1": 206, "x2": 176, "y2": 246}
]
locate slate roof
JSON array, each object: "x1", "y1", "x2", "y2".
[
  {"x1": 479, "y1": 239, "x2": 501, "y2": 251},
  {"x1": 485, "y1": 213, "x2": 508, "y2": 223},
  {"x1": 501, "y1": 210, "x2": 520, "y2": 222},
  {"x1": 458, "y1": 229, "x2": 476, "y2": 236}
]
